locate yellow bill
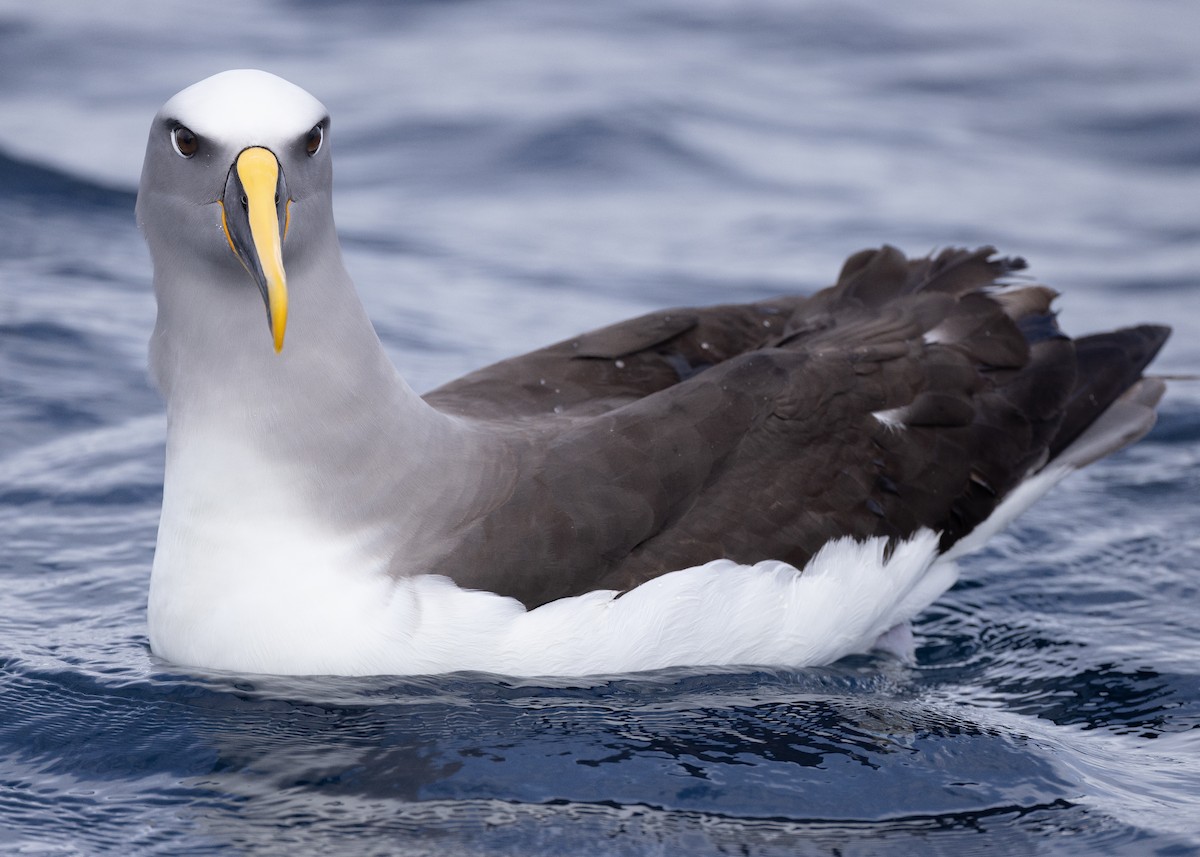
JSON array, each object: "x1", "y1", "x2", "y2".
[{"x1": 222, "y1": 146, "x2": 289, "y2": 353}]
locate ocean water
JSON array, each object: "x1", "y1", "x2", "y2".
[{"x1": 1, "y1": 0, "x2": 1199, "y2": 854}]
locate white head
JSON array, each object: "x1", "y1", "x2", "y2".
[{"x1": 136, "y1": 70, "x2": 333, "y2": 355}]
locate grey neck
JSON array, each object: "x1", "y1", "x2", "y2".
[{"x1": 150, "y1": 235, "x2": 505, "y2": 566}]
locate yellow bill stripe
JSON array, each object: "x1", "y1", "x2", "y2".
[{"x1": 236, "y1": 147, "x2": 289, "y2": 353}]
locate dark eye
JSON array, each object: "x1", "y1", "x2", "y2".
[
  {"x1": 305, "y1": 123, "x2": 323, "y2": 156},
  {"x1": 171, "y1": 125, "x2": 198, "y2": 158}
]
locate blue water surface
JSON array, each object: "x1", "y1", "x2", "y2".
[{"x1": 1, "y1": 1, "x2": 1199, "y2": 854}]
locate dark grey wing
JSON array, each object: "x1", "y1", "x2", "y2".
[
  {"x1": 424, "y1": 303, "x2": 760, "y2": 419},
  {"x1": 428, "y1": 247, "x2": 1169, "y2": 608},
  {"x1": 426, "y1": 246, "x2": 1042, "y2": 419}
]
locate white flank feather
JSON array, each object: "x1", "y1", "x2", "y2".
[{"x1": 151, "y1": 525, "x2": 954, "y2": 677}]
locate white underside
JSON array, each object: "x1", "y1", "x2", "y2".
[
  {"x1": 151, "y1": 528, "x2": 955, "y2": 677},
  {"x1": 149, "y1": 442, "x2": 1075, "y2": 678}
]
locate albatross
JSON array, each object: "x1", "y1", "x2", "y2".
[{"x1": 138, "y1": 69, "x2": 1169, "y2": 677}]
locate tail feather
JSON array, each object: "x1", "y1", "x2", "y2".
[
  {"x1": 1048, "y1": 324, "x2": 1172, "y2": 461},
  {"x1": 1052, "y1": 376, "x2": 1167, "y2": 470}
]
